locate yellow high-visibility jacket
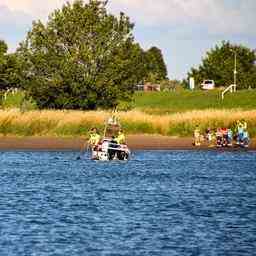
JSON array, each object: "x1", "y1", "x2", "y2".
[
  {"x1": 242, "y1": 121, "x2": 247, "y2": 130},
  {"x1": 89, "y1": 133, "x2": 101, "y2": 145},
  {"x1": 116, "y1": 133, "x2": 125, "y2": 144}
]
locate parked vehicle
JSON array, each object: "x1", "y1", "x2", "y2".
[{"x1": 201, "y1": 80, "x2": 215, "y2": 90}]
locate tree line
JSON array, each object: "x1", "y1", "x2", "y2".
[
  {"x1": 186, "y1": 41, "x2": 256, "y2": 89},
  {"x1": 0, "y1": 0, "x2": 167, "y2": 110},
  {"x1": 1, "y1": 0, "x2": 256, "y2": 110}
]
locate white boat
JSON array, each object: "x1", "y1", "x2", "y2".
[
  {"x1": 90, "y1": 113, "x2": 131, "y2": 161},
  {"x1": 91, "y1": 138, "x2": 130, "y2": 161}
]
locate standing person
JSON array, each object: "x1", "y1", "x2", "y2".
[
  {"x1": 88, "y1": 128, "x2": 101, "y2": 160},
  {"x1": 227, "y1": 129, "x2": 233, "y2": 146},
  {"x1": 88, "y1": 128, "x2": 101, "y2": 149},
  {"x1": 194, "y1": 126, "x2": 201, "y2": 146},
  {"x1": 216, "y1": 128, "x2": 223, "y2": 147},
  {"x1": 222, "y1": 127, "x2": 228, "y2": 147},
  {"x1": 205, "y1": 128, "x2": 214, "y2": 147},
  {"x1": 237, "y1": 124, "x2": 244, "y2": 146},
  {"x1": 241, "y1": 119, "x2": 247, "y2": 130},
  {"x1": 205, "y1": 128, "x2": 212, "y2": 141},
  {"x1": 242, "y1": 129, "x2": 250, "y2": 147}
]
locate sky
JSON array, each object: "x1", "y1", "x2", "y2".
[{"x1": 0, "y1": 0, "x2": 255, "y2": 79}]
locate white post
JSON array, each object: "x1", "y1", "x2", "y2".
[
  {"x1": 189, "y1": 77, "x2": 195, "y2": 90},
  {"x1": 231, "y1": 49, "x2": 237, "y2": 91},
  {"x1": 234, "y1": 51, "x2": 237, "y2": 91}
]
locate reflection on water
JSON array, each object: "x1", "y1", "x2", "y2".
[{"x1": 0, "y1": 150, "x2": 256, "y2": 255}]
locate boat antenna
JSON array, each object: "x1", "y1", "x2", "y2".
[{"x1": 103, "y1": 108, "x2": 119, "y2": 138}]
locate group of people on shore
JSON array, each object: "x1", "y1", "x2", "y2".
[
  {"x1": 194, "y1": 119, "x2": 250, "y2": 148},
  {"x1": 88, "y1": 117, "x2": 250, "y2": 150}
]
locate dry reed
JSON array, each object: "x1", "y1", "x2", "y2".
[{"x1": 0, "y1": 108, "x2": 255, "y2": 137}]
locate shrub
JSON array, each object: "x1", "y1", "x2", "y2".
[{"x1": 1, "y1": 89, "x2": 37, "y2": 111}]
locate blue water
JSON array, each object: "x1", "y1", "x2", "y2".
[{"x1": 0, "y1": 150, "x2": 256, "y2": 256}]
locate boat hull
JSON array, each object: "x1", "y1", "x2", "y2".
[{"x1": 91, "y1": 139, "x2": 130, "y2": 161}]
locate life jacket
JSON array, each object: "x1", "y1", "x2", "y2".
[
  {"x1": 236, "y1": 121, "x2": 242, "y2": 131},
  {"x1": 89, "y1": 133, "x2": 101, "y2": 145},
  {"x1": 242, "y1": 121, "x2": 247, "y2": 130},
  {"x1": 116, "y1": 133, "x2": 125, "y2": 144}
]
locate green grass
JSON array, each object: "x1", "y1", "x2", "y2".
[
  {"x1": 0, "y1": 90, "x2": 37, "y2": 111},
  {"x1": 0, "y1": 89, "x2": 255, "y2": 138},
  {"x1": 133, "y1": 89, "x2": 256, "y2": 114}
]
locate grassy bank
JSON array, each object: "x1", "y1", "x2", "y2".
[
  {"x1": 0, "y1": 109, "x2": 255, "y2": 138},
  {"x1": 134, "y1": 90, "x2": 256, "y2": 114}
]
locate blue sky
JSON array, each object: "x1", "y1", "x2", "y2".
[{"x1": 0, "y1": 0, "x2": 255, "y2": 79}]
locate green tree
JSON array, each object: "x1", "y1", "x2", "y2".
[
  {"x1": 144, "y1": 46, "x2": 168, "y2": 83},
  {"x1": 0, "y1": 40, "x2": 22, "y2": 90},
  {"x1": 17, "y1": 0, "x2": 145, "y2": 109},
  {"x1": 0, "y1": 40, "x2": 8, "y2": 56},
  {"x1": 187, "y1": 41, "x2": 256, "y2": 89},
  {"x1": 0, "y1": 40, "x2": 8, "y2": 89}
]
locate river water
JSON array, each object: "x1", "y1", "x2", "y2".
[{"x1": 0, "y1": 150, "x2": 256, "y2": 256}]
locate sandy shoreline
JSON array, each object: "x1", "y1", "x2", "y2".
[{"x1": 0, "y1": 135, "x2": 255, "y2": 151}]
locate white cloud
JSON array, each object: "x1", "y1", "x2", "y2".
[
  {"x1": 0, "y1": 5, "x2": 31, "y2": 27},
  {"x1": 1, "y1": 0, "x2": 255, "y2": 36},
  {"x1": 108, "y1": 0, "x2": 256, "y2": 36},
  {"x1": 0, "y1": 0, "x2": 71, "y2": 19},
  {"x1": 1, "y1": 0, "x2": 255, "y2": 77}
]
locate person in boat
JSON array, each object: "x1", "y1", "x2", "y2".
[
  {"x1": 116, "y1": 129, "x2": 126, "y2": 144},
  {"x1": 108, "y1": 136, "x2": 119, "y2": 160},
  {"x1": 88, "y1": 128, "x2": 101, "y2": 149}
]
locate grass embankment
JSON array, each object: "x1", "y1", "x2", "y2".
[
  {"x1": 0, "y1": 109, "x2": 256, "y2": 138},
  {"x1": 134, "y1": 90, "x2": 256, "y2": 114}
]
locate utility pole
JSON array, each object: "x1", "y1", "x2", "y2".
[
  {"x1": 234, "y1": 51, "x2": 237, "y2": 88},
  {"x1": 231, "y1": 49, "x2": 237, "y2": 91}
]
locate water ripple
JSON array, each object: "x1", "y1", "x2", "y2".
[{"x1": 0, "y1": 150, "x2": 256, "y2": 255}]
